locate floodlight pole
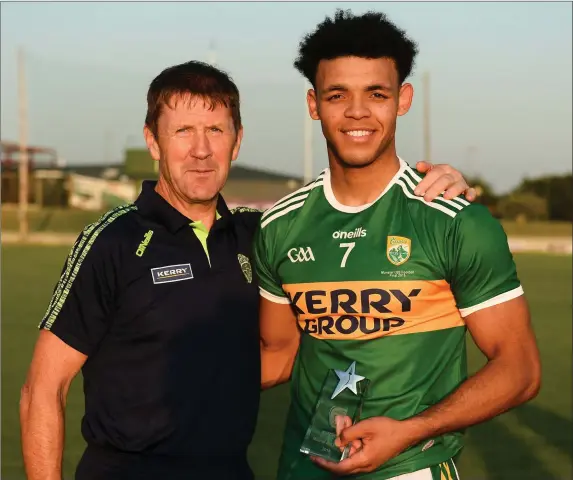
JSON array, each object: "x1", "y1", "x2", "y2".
[
  {"x1": 18, "y1": 46, "x2": 30, "y2": 241},
  {"x1": 303, "y1": 80, "x2": 313, "y2": 185},
  {"x1": 422, "y1": 71, "x2": 432, "y2": 163}
]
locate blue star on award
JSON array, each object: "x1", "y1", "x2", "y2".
[{"x1": 300, "y1": 361, "x2": 370, "y2": 462}]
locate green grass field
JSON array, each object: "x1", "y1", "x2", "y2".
[
  {"x1": 2, "y1": 207, "x2": 572, "y2": 237},
  {"x1": 1, "y1": 247, "x2": 571, "y2": 480}
]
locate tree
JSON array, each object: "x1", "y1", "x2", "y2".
[
  {"x1": 514, "y1": 174, "x2": 572, "y2": 221},
  {"x1": 466, "y1": 176, "x2": 500, "y2": 215},
  {"x1": 497, "y1": 192, "x2": 549, "y2": 222}
]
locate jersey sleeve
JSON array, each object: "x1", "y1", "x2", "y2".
[
  {"x1": 39, "y1": 230, "x2": 118, "y2": 355},
  {"x1": 252, "y1": 220, "x2": 290, "y2": 304},
  {"x1": 446, "y1": 205, "x2": 524, "y2": 317}
]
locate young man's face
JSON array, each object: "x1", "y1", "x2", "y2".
[
  {"x1": 144, "y1": 94, "x2": 243, "y2": 204},
  {"x1": 308, "y1": 56, "x2": 413, "y2": 168}
]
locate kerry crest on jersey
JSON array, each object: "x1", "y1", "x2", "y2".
[{"x1": 387, "y1": 235, "x2": 411, "y2": 266}]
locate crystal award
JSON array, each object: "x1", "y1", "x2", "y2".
[{"x1": 300, "y1": 361, "x2": 370, "y2": 462}]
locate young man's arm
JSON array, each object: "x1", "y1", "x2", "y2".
[
  {"x1": 406, "y1": 293, "x2": 540, "y2": 436},
  {"x1": 20, "y1": 332, "x2": 87, "y2": 480},
  {"x1": 259, "y1": 296, "x2": 300, "y2": 389},
  {"x1": 312, "y1": 206, "x2": 541, "y2": 476},
  {"x1": 252, "y1": 213, "x2": 302, "y2": 389},
  {"x1": 20, "y1": 229, "x2": 118, "y2": 479}
]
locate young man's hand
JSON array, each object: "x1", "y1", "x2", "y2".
[{"x1": 311, "y1": 415, "x2": 423, "y2": 476}]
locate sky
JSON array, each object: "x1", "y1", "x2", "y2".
[{"x1": 1, "y1": 1, "x2": 571, "y2": 194}]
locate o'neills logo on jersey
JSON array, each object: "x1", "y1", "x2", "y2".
[
  {"x1": 332, "y1": 227, "x2": 367, "y2": 239},
  {"x1": 282, "y1": 280, "x2": 465, "y2": 340}
]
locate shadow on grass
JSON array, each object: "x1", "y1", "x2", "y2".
[
  {"x1": 467, "y1": 412, "x2": 559, "y2": 480},
  {"x1": 513, "y1": 403, "x2": 572, "y2": 459}
]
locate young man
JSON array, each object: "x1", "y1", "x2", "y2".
[
  {"x1": 20, "y1": 61, "x2": 473, "y2": 479},
  {"x1": 255, "y1": 10, "x2": 541, "y2": 480}
]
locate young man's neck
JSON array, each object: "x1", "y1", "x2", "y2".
[
  {"x1": 328, "y1": 147, "x2": 401, "y2": 207},
  {"x1": 155, "y1": 178, "x2": 218, "y2": 230}
]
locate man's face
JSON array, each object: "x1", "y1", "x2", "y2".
[
  {"x1": 308, "y1": 56, "x2": 413, "y2": 168},
  {"x1": 144, "y1": 94, "x2": 242, "y2": 204}
]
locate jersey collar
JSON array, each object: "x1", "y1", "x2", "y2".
[
  {"x1": 322, "y1": 157, "x2": 408, "y2": 213},
  {"x1": 135, "y1": 180, "x2": 232, "y2": 234}
]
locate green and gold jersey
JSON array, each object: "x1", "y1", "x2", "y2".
[{"x1": 253, "y1": 158, "x2": 523, "y2": 480}]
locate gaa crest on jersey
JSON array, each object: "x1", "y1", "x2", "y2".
[{"x1": 387, "y1": 236, "x2": 411, "y2": 266}]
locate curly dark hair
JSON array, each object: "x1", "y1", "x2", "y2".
[{"x1": 294, "y1": 9, "x2": 419, "y2": 87}]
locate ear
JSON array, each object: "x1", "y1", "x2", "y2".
[
  {"x1": 231, "y1": 125, "x2": 244, "y2": 163},
  {"x1": 143, "y1": 125, "x2": 161, "y2": 162},
  {"x1": 307, "y1": 89, "x2": 320, "y2": 121},
  {"x1": 397, "y1": 83, "x2": 414, "y2": 117}
]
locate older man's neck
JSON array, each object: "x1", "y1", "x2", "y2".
[{"x1": 155, "y1": 180, "x2": 218, "y2": 230}]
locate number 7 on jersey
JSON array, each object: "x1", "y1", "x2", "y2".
[{"x1": 339, "y1": 242, "x2": 355, "y2": 268}]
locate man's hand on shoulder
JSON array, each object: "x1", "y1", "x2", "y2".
[{"x1": 415, "y1": 161, "x2": 477, "y2": 202}]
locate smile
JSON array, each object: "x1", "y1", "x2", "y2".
[{"x1": 343, "y1": 130, "x2": 374, "y2": 137}]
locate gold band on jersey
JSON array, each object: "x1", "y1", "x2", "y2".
[{"x1": 283, "y1": 279, "x2": 465, "y2": 340}]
